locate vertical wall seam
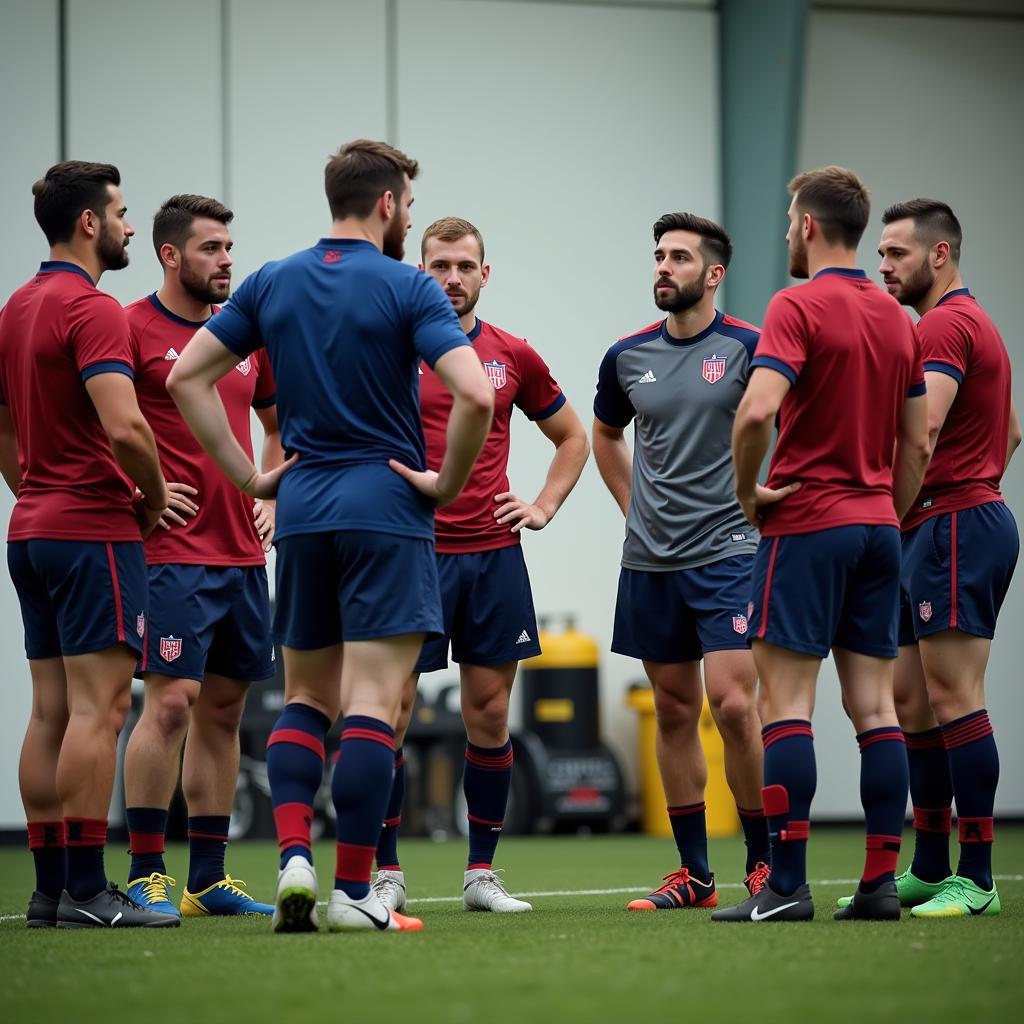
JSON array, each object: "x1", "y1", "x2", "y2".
[
  {"x1": 57, "y1": 0, "x2": 67, "y2": 160},
  {"x1": 221, "y1": 0, "x2": 232, "y2": 205},
  {"x1": 386, "y1": 0, "x2": 398, "y2": 144}
]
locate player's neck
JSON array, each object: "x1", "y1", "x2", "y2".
[
  {"x1": 459, "y1": 312, "x2": 478, "y2": 334},
  {"x1": 48, "y1": 243, "x2": 102, "y2": 285},
  {"x1": 915, "y1": 269, "x2": 964, "y2": 317},
  {"x1": 664, "y1": 300, "x2": 716, "y2": 341},
  {"x1": 156, "y1": 281, "x2": 213, "y2": 323},
  {"x1": 328, "y1": 217, "x2": 381, "y2": 250},
  {"x1": 807, "y1": 245, "x2": 858, "y2": 279}
]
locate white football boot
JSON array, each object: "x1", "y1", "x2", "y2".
[
  {"x1": 463, "y1": 869, "x2": 533, "y2": 912},
  {"x1": 272, "y1": 855, "x2": 319, "y2": 933},
  {"x1": 370, "y1": 869, "x2": 407, "y2": 912},
  {"x1": 327, "y1": 887, "x2": 423, "y2": 932}
]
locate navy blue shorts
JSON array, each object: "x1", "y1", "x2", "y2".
[
  {"x1": 415, "y1": 544, "x2": 541, "y2": 673},
  {"x1": 141, "y1": 564, "x2": 273, "y2": 682},
  {"x1": 900, "y1": 501, "x2": 1018, "y2": 643},
  {"x1": 611, "y1": 555, "x2": 754, "y2": 664},
  {"x1": 273, "y1": 530, "x2": 443, "y2": 649},
  {"x1": 748, "y1": 525, "x2": 901, "y2": 659},
  {"x1": 7, "y1": 540, "x2": 147, "y2": 659}
]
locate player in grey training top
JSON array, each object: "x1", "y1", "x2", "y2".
[{"x1": 593, "y1": 212, "x2": 788, "y2": 912}]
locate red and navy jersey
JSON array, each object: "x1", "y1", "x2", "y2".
[
  {"x1": 750, "y1": 268, "x2": 925, "y2": 537},
  {"x1": 902, "y1": 290, "x2": 1011, "y2": 531},
  {"x1": 0, "y1": 262, "x2": 141, "y2": 542},
  {"x1": 419, "y1": 318, "x2": 565, "y2": 553},
  {"x1": 126, "y1": 294, "x2": 276, "y2": 566}
]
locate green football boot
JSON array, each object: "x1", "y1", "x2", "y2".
[
  {"x1": 837, "y1": 867, "x2": 949, "y2": 909},
  {"x1": 910, "y1": 876, "x2": 1000, "y2": 918}
]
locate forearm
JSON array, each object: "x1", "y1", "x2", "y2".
[
  {"x1": 893, "y1": 444, "x2": 930, "y2": 520},
  {"x1": 171, "y1": 380, "x2": 260, "y2": 492},
  {"x1": 592, "y1": 433, "x2": 632, "y2": 516},
  {"x1": 110, "y1": 423, "x2": 168, "y2": 508},
  {"x1": 435, "y1": 393, "x2": 492, "y2": 500},
  {"x1": 261, "y1": 430, "x2": 285, "y2": 474},
  {"x1": 533, "y1": 435, "x2": 589, "y2": 520},
  {"x1": 731, "y1": 415, "x2": 773, "y2": 500}
]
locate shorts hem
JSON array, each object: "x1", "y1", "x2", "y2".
[
  {"x1": 916, "y1": 622, "x2": 995, "y2": 641},
  {"x1": 610, "y1": 642, "x2": 701, "y2": 664},
  {"x1": 701, "y1": 641, "x2": 752, "y2": 654},
  {"x1": 139, "y1": 667, "x2": 206, "y2": 684},
  {"x1": 62, "y1": 637, "x2": 144, "y2": 658},
  {"x1": 451, "y1": 647, "x2": 540, "y2": 667},
  {"x1": 751, "y1": 633, "x2": 828, "y2": 658}
]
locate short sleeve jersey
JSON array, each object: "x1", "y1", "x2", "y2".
[
  {"x1": 749, "y1": 268, "x2": 926, "y2": 537},
  {"x1": 419, "y1": 319, "x2": 565, "y2": 553},
  {"x1": 594, "y1": 311, "x2": 761, "y2": 570},
  {"x1": 0, "y1": 262, "x2": 141, "y2": 542},
  {"x1": 126, "y1": 294, "x2": 276, "y2": 565},
  {"x1": 205, "y1": 239, "x2": 470, "y2": 542},
  {"x1": 902, "y1": 290, "x2": 1011, "y2": 531}
]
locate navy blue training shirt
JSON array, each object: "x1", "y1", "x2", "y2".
[{"x1": 206, "y1": 238, "x2": 470, "y2": 541}]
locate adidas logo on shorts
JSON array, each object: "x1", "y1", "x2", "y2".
[{"x1": 515, "y1": 630, "x2": 532, "y2": 644}]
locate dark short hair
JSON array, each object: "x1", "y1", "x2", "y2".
[
  {"x1": 153, "y1": 194, "x2": 234, "y2": 259},
  {"x1": 882, "y1": 197, "x2": 962, "y2": 264},
  {"x1": 653, "y1": 212, "x2": 733, "y2": 269},
  {"x1": 324, "y1": 139, "x2": 419, "y2": 220},
  {"x1": 421, "y1": 216, "x2": 485, "y2": 263},
  {"x1": 788, "y1": 165, "x2": 871, "y2": 249},
  {"x1": 31, "y1": 160, "x2": 121, "y2": 246}
]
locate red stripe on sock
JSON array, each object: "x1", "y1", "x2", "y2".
[
  {"x1": 757, "y1": 537, "x2": 780, "y2": 640},
  {"x1": 27, "y1": 821, "x2": 65, "y2": 849},
  {"x1": 129, "y1": 831, "x2": 166, "y2": 854},
  {"x1": 863, "y1": 834, "x2": 901, "y2": 880},
  {"x1": 858, "y1": 729, "x2": 905, "y2": 751},
  {"x1": 267, "y1": 728, "x2": 325, "y2": 759},
  {"x1": 736, "y1": 806, "x2": 765, "y2": 819},
  {"x1": 382, "y1": 816, "x2": 401, "y2": 828},
  {"x1": 105, "y1": 543, "x2": 126, "y2": 643},
  {"x1": 942, "y1": 714, "x2": 993, "y2": 750},
  {"x1": 913, "y1": 806, "x2": 952, "y2": 834},
  {"x1": 273, "y1": 802, "x2": 313, "y2": 854},
  {"x1": 763, "y1": 723, "x2": 814, "y2": 749},
  {"x1": 468, "y1": 862, "x2": 493, "y2": 871},
  {"x1": 780, "y1": 820, "x2": 809, "y2": 842},
  {"x1": 186, "y1": 831, "x2": 228, "y2": 843},
  {"x1": 667, "y1": 803, "x2": 706, "y2": 817},
  {"x1": 335, "y1": 842, "x2": 376, "y2": 883},
  {"x1": 467, "y1": 814, "x2": 504, "y2": 827},
  {"x1": 958, "y1": 817, "x2": 994, "y2": 844},
  {"x1": 340, "y1": 728, "x2": 395, "y2": 749},
  {"x1": 65, "y1": 817, "x2": 107, "y2": 846},
  {"x1": 903, "y1": 728, "x2": 945, "y2": 750},
  {"x1": 465, "y1": 749, "x2": 514, "y2": 770}
]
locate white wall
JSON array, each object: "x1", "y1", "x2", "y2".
[
  {"x1": 0, "y1": 0, "x2": 1020, "y2": 827},
  {"x1": 798, "y1": 8, "x2": 1024, "y2": 815}
]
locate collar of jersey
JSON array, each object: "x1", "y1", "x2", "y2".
[
  {"x1": 812, "y1": 267, "x2": 867, "y2": 280},
  {"x1": 317, "y1": 237, "x2": 376, "y2": 250},
  {"x1": 937, "y1": 287, "x2": 972, "y2": 306},
  {"x1": 38, "y1": 260, "x2": 93, "y2": 285},
  {"x1": 147, "y1": 292, "x2": 215, "y2": 328},
  {"x1": 466, "y1": 318, "x2": 483, "y2": 342},
  {"x1": 660, "y1": 309, "x2": 724, "y2": 347}
]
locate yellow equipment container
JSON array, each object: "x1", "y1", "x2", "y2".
[{"x1": 626, "y1": 685, "x2": 739, "y2": 838}]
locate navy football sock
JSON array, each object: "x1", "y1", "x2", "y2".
[
  {"x1": 464, "y1": 740, "x2": 513, "y2": 869},
  {"x1": 187, "y1": 815, "x2": 230, "y2": 891},
  {"x1": 737, "y1": 805, "x2": 771, "y2": 875},
  {"x1": 28, "y1": 820, "x2": 65, "y2": 899},
  {"x1": 904, "y1": 728, "x2": 954, "y2": 882},
  {"x1": 126, "y1": 806, "x2": 168, "y2": 881},
  {"x1": 376, "y1": 747, "x2": 405, "y2": 870},
  {"x1": 267, "y1": 702, "x2": 330, "y2": 868},
  {"x1": 65, "y1": 817, "x2": 108, "y2": 901},
  {"x1": 943, "y1": 709, "x2": 998, "y2": 889},
  {"x1": 856, "y1": 727, "x2": 907, "y2": 891},
  {"x1": 667, "y1": 802, "x2": 711, "y2": 881},
  {"x1": 762, "y1": 720, "x2": 816, "y2": 896},
  {"x1": 333, "y1": 716, "x2": 395, "y2": 899}
]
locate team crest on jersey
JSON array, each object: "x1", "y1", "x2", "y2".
[
  {"x1": 235, "y1": 357, "x2": 252, "y2": 376},
  {"x1": 702, "y1": 354, "x2": 727, "y2": 384},
  {"x1": 159, "y1": 635, "x2": 183, "y2": 662},
  {"x1": 918, "y1": 601, "x2": 932, "y2": 623},
  {"x1": 483, "y1": 360, "x2": 507, "y2": 390},
  {"x1": 136, "y1": 613, "x2": 146, "y2": 638},
  {"x1": 732, "y1": 614, "x2": 748, "y2": 635}
]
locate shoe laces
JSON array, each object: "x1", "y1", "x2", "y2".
[
  {"x1": 372, "y1": 873, "x2": 404, "y2": 900},
  {"x1": 745, "y1": 862, "x2": 771, "y2": 896},
  {"x1": 214, "y1": 875, "x2": 252, "y2": 898},
  {"x1": 107, "y1": 882, "x2": 144, "y2": 909},
  {"x1": 139, "y1": 873, "x2": 176, "y2": 903},
  {"x1": 473, "y1": 869, "x2": 513, "y2": 897},
  {"x1": 652, "y1": 868, "x2": 692, "y2": 894}
]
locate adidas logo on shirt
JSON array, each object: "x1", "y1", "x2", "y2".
[
  {"x1": 636, "y1": 370, "x2": 657, "y2": 383},
  {"x1": 164, "y1": 348, "x2": 179, "y2": 361},
  {"x1": 515, "y1": 630, "x2": 532, "y2": 644}
]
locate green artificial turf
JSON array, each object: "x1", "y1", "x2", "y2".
[{"x1": 1, "y1": 829, "x2": 1021, "y2": 1023}]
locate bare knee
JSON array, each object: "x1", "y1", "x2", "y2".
[
  {"x1": 465, "y1": 691, "x2": 510, "y2": 741},
  {"x1": 145, "y1": 685, "x2": 196, "y2": 740},
  {"x1": 653, "y1": 687, "x2": 700, "y2": 734},
  {"x1": 710, "y1": 687, "x2": 755, "y2": 739},
  {"x1": 195, "y1": 694, "x2": 246, "y2": 737}
]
